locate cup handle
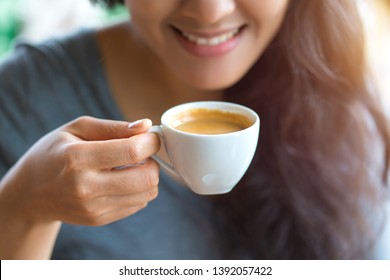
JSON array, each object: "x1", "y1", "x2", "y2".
[{"x1": 147, "y1": 125, "x2": 181, "y2": 180}]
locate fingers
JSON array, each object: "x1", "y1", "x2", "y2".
[
  {"x1": 61, "y1": 160, "x2": 160, "y2": 226},
  {"x1": 66, "y1": 204, "x2": 149, "y2": 227},
  {"x1": 67, "y1": 190, "x2": 158, "y2": 226},
  {"x1": 62, "y1": 131, "x2": 161, "y2": 170},
  {"x1": 65, "y1": 116, "x2": 152, "y2": 141},
  {"x1": 85, "y1": 159, "x2": 160, "y2": 197},
  {"x1": 89, "y1": 186, "x2": 159, "y2": 225},
  {"x1": 103, "y1": 159, "x2": 160, "y2": 196}
]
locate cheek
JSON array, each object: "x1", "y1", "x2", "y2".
[
  {"x1": 247, "y1": 0, "x2": 290, "y2": 29},
  {"x1": 250, "y1": 1, "x2": 289, "y2": 46},
  {"x1": 126, "y1": 1, "x2": 173, "y2": 47},
  {"x1": 126, "y1": 0, "x2": 175, "y2": 21},
  {"x1": 251, "y1": 0, "x2": 290, "y2": 14}
]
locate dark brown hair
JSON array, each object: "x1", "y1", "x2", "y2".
[{"x1": 218, "y1": 0, "x2": 390, "y2": 259}]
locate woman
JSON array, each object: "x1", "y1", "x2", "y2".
[{"x1": 0, "y1": 0, "x2": 389, "y2": 259}]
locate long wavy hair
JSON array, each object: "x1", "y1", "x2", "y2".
[
  {"x1": 218, "y1": 0, "x2": 390, "y2": 259},
  {"x1": 92, "y1": 0, "x2": 390, "y2": 259}
]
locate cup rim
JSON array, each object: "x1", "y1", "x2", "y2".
[{"x1": 161, "y1": 101, "x2": 260, "y2": 137}]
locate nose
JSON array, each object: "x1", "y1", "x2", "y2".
[{"x1": 180, "y1": 0, "x2": 236, "y2": 25}]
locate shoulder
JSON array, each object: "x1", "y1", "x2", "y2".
[
  {"x1": 0, "y1": 28, "x2": 101, "y2": 144},
  {"x1": 0, "y1": 29, "x2": 108, "y2": 175},
  {"x1": 0, "y1": 29, "x2": 101, "y2": 92},
  {"x1": 0, "y1": 28, "x2": 104, "y2": 122}
]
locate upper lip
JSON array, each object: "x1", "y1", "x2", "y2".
[{"x1": 171, "y1": 25, "x2": 245, "y2": 38}]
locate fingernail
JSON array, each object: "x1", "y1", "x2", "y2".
[{"x1": 128, "y1": 119, "x2": 145, "y2": 129}]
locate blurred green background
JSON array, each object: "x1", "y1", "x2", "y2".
[
  {"x1": 0, "y1": 0, "x2": 127, "y2": 60},
  {"x1": 0, "y1": 0, "x2": 22, "y2": 59}
]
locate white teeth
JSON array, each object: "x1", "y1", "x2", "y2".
[{"x1": 181, "y1": 29, "x2": 239, "y2": 46}]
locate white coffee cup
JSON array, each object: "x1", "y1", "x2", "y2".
[{"x1": 148, "y1": 101, "x2": 260, "y2": 195}]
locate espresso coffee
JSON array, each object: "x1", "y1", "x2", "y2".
[{"x1": 171, "y1": 108, "x2": 253, "y2": 135}]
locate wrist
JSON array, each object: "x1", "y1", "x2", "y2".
[{"x1": 0, "y1": 165, "x2": 62, "y2": 259}]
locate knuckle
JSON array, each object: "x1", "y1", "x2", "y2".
[
  {"x1": 147, "y1": 186, "x2": 159, "y2": 201},
  {"x1": 88, "y1": 218, "x2": 107, "y2": 227},
  {"x1": 71, "y1": 184, "x2": 93, "y2": 201},
  {"x1": 139, "y1": 202, "x2": 148, "y2": 210},
  {"x1": 68, "y1": 116, "x2": 94, "y2": 131},
  {"x1": 61, "y1": 143, "x2": 86, "y2": 172},
  {"x1": 105, "y1": 121, "x2": 119, "y2": 136},
  {"x1": 79, "y1": 204, "x2": 101, "y2": 222},
  {"x1": 83, "y1": 217, "x2": 104, "y2": 227},
  {"x1": 145, "y1": 165, "x2": 160, "y2": 188},
  {"x1": 75, "y1": 116, "x2": 94, "y2": 126},
  {"x1": 83, "y1": 208, "x2": 97, "y2": 220},
  {"x1": 126, "y1": 141, "x2": 142, "y2": 163},
  {"x1": 149, "y1": 158, "x2": 160, "y2": 171}
]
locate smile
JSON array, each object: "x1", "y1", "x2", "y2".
[
  {"x1": 171, "y1": 25, "x2": 245, "y2": 58},
  {"x1": 180, "y1": 29, "x2": 240, "y2": 46}
]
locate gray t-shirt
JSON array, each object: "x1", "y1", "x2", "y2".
[{"x1": 0, "y1": 30, "x2": 226, "y2": 259}]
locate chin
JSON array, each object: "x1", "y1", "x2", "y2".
[
  {"x1": 183, "y1": 72, "x2": 244, "y2": 91},
  {"x1": 188, "y1": 80, "x2": 236, "y2": 91}
]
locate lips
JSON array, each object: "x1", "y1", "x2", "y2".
[{"x1": 171, "y1": 25, "x2": 245, "y2": 57}]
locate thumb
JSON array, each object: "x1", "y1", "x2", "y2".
[{"x1": 64, "y1": 116, "x2": 152, "y2": 141}]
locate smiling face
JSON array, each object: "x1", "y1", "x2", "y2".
[{"x1": 125, "y1": 0, "x2": 290, "y2": 90}]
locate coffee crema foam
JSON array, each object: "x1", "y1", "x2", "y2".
[{"x1": 171, "y1": 108, "x2": 253, "y2": 135}]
